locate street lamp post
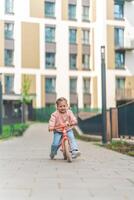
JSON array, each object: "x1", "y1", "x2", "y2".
[
  {"x1": 101, "y1": 46, "x2": 107, "y2": 144},
  {"x1": 0, "y1": 73, "x2": 3, "y2": 135}
]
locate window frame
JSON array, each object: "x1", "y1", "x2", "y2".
[
  {"x1": 45, "y1": 52, "x2": 56, "y2": 69},
  {"x1": 44, "y1": 1, "x2": 55, "y2": 18}
]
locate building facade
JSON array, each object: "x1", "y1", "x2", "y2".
[{"x1": 0, "y1": 0, "x2": 134, "y2": 117}]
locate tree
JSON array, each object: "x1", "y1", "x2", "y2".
[{"x1": 21, "y1": 76, "x2": 32, "y2": 123}]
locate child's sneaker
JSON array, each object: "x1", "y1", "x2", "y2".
[
  {"x1": 72, "y1": 150, "x2": 81, "y2": 159},
  {"x1": 49, "y1": 152, "x2": 55, "y2": 159}
]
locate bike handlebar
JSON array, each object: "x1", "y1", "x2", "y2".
[{"x1": 49, "y1": 123, "x2": 76, "y2": 132}]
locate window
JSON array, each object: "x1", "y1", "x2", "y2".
[
  {"x1": 70, "y1": 78, "x2": 77, "y2": 93},
  {"x1": 68, "y1": 4, "x2": 76, "y2": 20},
  {"x1": 4, "y1": 75, "x2": 14, "y2": 94},
  {"x1": 82, "y1": 30, "x2": 89, "y2": 44},
  {"x1": 115, "y1": 51, "x2": 125, "y2": 69},
  {"x1": 46, "y1": 103, "x2": 55, "y2": 108},
  {"x1": 115, "y1": 28, "x2": 124, "y2": 47},
  {"x1": 69, "y1": 54, "x2": 77, "y2": 69},
  {"x1": 45, "y1": 1, "x2": 55, "y2": 18},
  {"x1": 45, "y1": 52, "x2": 55, "y2": 69},
  {"x1": 4, "y1": 23, "x2": 14, "y2": 39},
  {"x1": 84, "y1": 104, "x2": 90, "y2": 109},
  {"x1": 82, "y1": 54, "x2": 90, "y2": 69},
  {"x1": 116, "y1": 77, "x2": 125, "y2": 89},
  {"x1": 69, "y1": 29, "x2": 77, "y2": 44},
  {"x1": 4, "y1": 49, "x2": 14, "y2": 66},
  {"x1": 70, "y1": 104, "x2": 78, "y2": 112},
  {"x1": 83, "y1": 78, "x2": 90, "y2": 93},
  {"x1": 82, "y1": 6, "x2": 89, "y2": 21},
  {"x1": 5, "y1": 0, "x2": 14, "y2": 14},
  {"x1": 45, "y1": 26, "x2": 55, "y2": 43},
  {"x1": 45, "y1": 1, "x2": 55, "y2": 17},
  {"x1": 114, "y1": 2, "x2": 124, "y2": 19},
  {"x1": 45, "y1": 77, "x2": 56, "y2": 93}
]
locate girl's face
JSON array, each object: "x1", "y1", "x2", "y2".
[{"x1": 57, "y1": 100, "x2": 68, "y2": 113}]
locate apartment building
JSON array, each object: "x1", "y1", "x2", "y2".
[{"x1": 0, "y1": 0, "x2": 134, "y2": 119}]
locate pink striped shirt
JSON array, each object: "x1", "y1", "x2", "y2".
[{"x1": 48, "y1": 110, "x2": 77, "y2": 132}]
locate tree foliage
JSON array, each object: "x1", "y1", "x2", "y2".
[{"x1": 22, "y1": 76, "x2": 32, "y2": 104}]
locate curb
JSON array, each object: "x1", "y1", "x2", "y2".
[{"x1": 73, "y1": 126, "x2": 101, "y2": 142}]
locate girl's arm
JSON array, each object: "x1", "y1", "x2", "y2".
[{"x1": 48, "y1": 113, "x2": 56, "y2": 131}]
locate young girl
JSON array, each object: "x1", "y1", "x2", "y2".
[{"x1": 48, "y1": 97, "x2": 80, "y2": 159}]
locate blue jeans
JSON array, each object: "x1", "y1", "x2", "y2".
[{"x1": 50, "y1": 129, "x2": 78, "y2": 156}]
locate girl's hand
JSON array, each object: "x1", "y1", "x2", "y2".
[
  {"x1": 65, "y1": 121, "x2": 70, "y2": 127},
  {"x1": 49, "y1": 128, "x2": 54, "y2": 132}
]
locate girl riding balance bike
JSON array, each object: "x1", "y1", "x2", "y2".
[{"x1": 48, "y1": 97, "x2": 81, "y2": 161}]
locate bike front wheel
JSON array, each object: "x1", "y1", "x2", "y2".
[{"x1": 64, "y1": 140, "x2": 72, "y2": 163}]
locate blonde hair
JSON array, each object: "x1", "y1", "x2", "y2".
[{"x1": 56, "y1": 97, "x2": 68, "y2": 106}]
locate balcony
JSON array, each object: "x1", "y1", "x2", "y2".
[
  {"x1": 115, "y1": 37, "x2": 134, "y2": 51},
  {"x1": 116, "y1": 88, "x2": 134, "y2": 101},
  {"x1": 83, "y1": 93, "x2": 91, "y2": 105},
  {"x1": 70, "y1": 93, "x2": 78, "y2": 104},
  {"x1": 45, "y1": 92, "x2": 57, "y2": 104}
]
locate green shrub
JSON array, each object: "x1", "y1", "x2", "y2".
[{"x1": 0, "y1": 123, "x2": 29, "y2": 139}]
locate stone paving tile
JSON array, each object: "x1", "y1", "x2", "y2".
[
  {"x1": 0, "y1": 123, "x2": 134, "y2": 200},
  {"x1": 0, "y1": 188, "x2": 31, "y2": 200}
]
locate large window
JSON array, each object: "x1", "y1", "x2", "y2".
[
  {"x1": 114, "y1": 1, "x2": 124, "y2": 19},
  {"x1": 69, "y1": 54, "x2": 77, "y2": 69},
  {"x1": 115, "y1": 51, "x2": 125, "y2": 69},
  {"x1": 45, "y1": 1, "x2": 55, "y2": 18},
  {"x1": 68, "y1": 4, "x2": 76, "y2": 20},
  {"x1": 69, "y1": 29, "x2": 77, "y2": 44},
  {"x1": 82, "y1": 6, "x2": 89, "y2": 21},
  {"x1": 116, "y1": 77, "x2": 125, "y2": 89},
  {"x1": 83, "y1": 78, "x2": 90, "y2": 93},
  {"x1": 82, "y1": 30, "x2": 89, "y2": 44},
  {"x1": 45, "y1": 26, "x2": 55, "y2": 43},
  {"x1": 4, "y1": 75, "x2": 14, "y2": 94},
  {"x1": 45, "y1": 52, "x2": 55, "y2": 69},
  {"x1": 115, "y1": 28, "x2": 124, "y2": 47},
  {"x1": 82, "y1": 54, "x2": 90, "y2": 70},
  {"x1": 4, "y1": 49, "x2": 14, "y2": 66},
  {"x1": 70, "y1": 78, "x2": 77, "y2": 93},
  {"x1": 5, "y1": 0, "x2": 14, "y2": 14},
  {"x1": 4, "y1": 23, "x2": 14, "y2": 39},
  {"x1": 45, "y1": 77, "x2": 56, "y2": 93}
]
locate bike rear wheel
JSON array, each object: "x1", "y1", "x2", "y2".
[{"x1": 64, "y1": 140, "x2": 72, "y2": 163}]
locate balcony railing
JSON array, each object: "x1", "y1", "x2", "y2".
[
  {"x1": 116, "y1": 88, "x2": 134, "y2": 100},
  {"x1": 45, "y1": 92, "x2": 57, "y2": 104},
  {"x1": 83, "y1": 93, "x2": 91, "y2": 105},
  {"x1": 124, "y1": 37, "x2": 134, "y2": 50}
]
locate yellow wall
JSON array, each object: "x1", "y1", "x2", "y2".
[
  {"x1": 92, "y1": 77, "x2": 98, "y2": 108},
  {"x1": 21, "y1": 22, "x2": 40, "y2": 68},
  {"x1": 30, "y1": 0, "x2": 44, "y2": 18},
  {"x1": 90, "y1": 0, "x2": 96, "y2": 22},
  {"x1": 107, "y1": 26, "x2": 115, "y2": 69},
  {"x1": 0, "y1": 21, "x2": 4, "y2": 66},
  {"x1": 77, "y1": 28, "x2": 82, "y2": 70},
  {"x1": 41, "y1": 75, "x2": 45, "y2": 107},
  {"x1": 22, "y1": 74, "x2": 36, "y2": 107},
  {"x1": 107, "y1": 0, "x2": 114, "y2": 20},
  {"x1": 125, "y1": 76, "x2": 134, "y2": 89},
  {"x1": 62, "y1": 0, "x2": 68, "y2": 20}
]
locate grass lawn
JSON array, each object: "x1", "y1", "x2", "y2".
[{"x1": 99, "y1": 140, "x2": 134, "y2": 157}]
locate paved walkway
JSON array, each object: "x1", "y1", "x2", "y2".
[{"x1": 0, "y1": 123, "x2": 134, "y2": 200}]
